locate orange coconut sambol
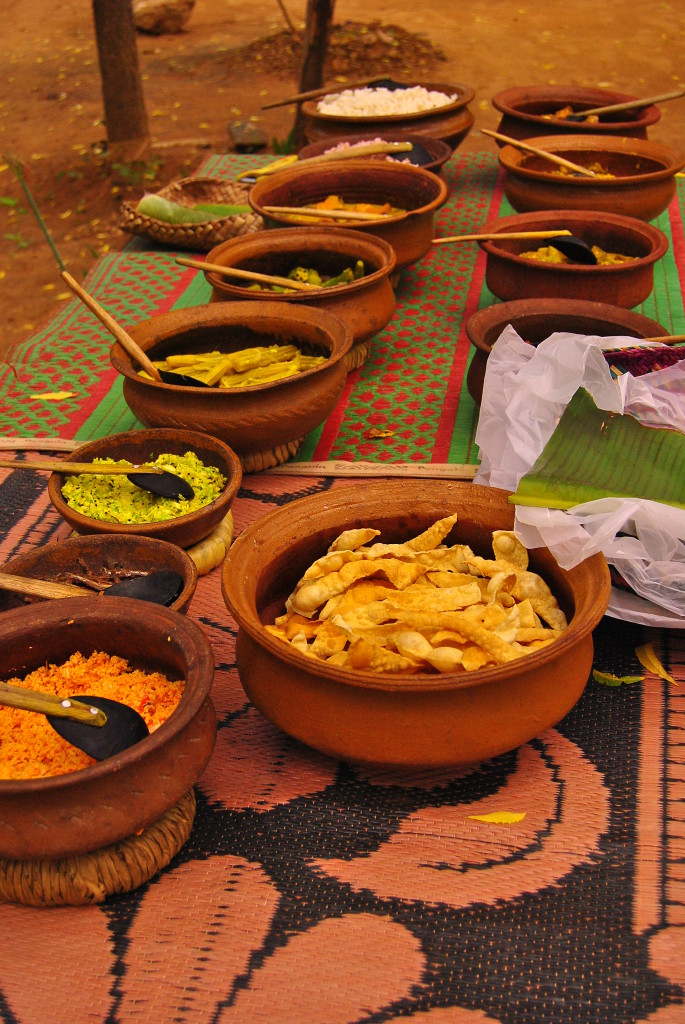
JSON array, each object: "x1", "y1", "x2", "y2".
[{"x1": 0, "y1": 651, "x2": 185, "y2": 780}]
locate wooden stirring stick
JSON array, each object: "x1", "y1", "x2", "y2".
[
  {"x1": 480, "y1": 129, "x2": 599, "y2": 177},
  {"x1": 243, "y1": 141, "x2": 414, "y2": 181},
  {"x1": 263, "y1": 205, "x2": 405, "y2": 222},
  {"x1": 261, "y1": 76, "x2": 381, "y2": 110},
  {"x1": 433, "y1": 229, "x2": 573, "y2": 244},
  {"x1": 640, "y1": 334, "x2": 685, "y2": 345},
  {"x1": 60, "y1": 271, "x2": 163, "y2": 382},
  {"x1": 0, "y1": 573, "x2": 92, "y2": 600},
  {"x1": 176, "y1": 257, "x2": 315, "y2": 291},
  {"x1": 0, "y1": 458, "x2": 165, "y2": 476},
  {"x1": 572, "y1": 88, "x2": 685, "y2": 118}
]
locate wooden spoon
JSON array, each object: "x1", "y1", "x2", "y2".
[
  {"x1": 263, "y1": 205, "x2": 405, "y2": 222},
  {"x1": 480, "y1": 128, "x2": 599, "y2": 177},
  {"x1": 0, "y1": 457, "x2": 195, "y2": 501},
  {"x1": 261, "y1": 76, "x2": 408, "y2": 110},
  {"x1": 60, "y1": 271, "x2": 210, "y2": 388},
  {"x1": 0, "y1": 569, "x2": 184, "y2": 605},
  {"x1": 563, "y1": 88, "x2": 685, "y2": 121},
  {"x1": 0, "y1": 684, "x2": 149, "y2": 760},
  {"x1": 176, "y1": 257, "x2": 315, "y2": 291},
  {"x1": 432, "y1": 229, "x2": 598, "y2": 264}
]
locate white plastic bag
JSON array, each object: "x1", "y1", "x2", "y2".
[{"x1": 473, "y1": 327, "x2": 685, "y2": 622}]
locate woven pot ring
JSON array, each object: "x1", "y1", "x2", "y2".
[
  {"x1": 344, "y1": 339, "x2": 373, "y2": 372},
  {"x1": 240, "y1": 438, "x2": 304, "y2": 475},
  {"x1": 0, "y1": 788, "x2": 196, "y2": 907},
  {"x1": 119, "y1": 177, "x2": 263, "y2": 252}
]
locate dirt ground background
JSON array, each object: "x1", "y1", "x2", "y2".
[{"x1": 1, "y1": 0, "x2": 684, "y2": 359}]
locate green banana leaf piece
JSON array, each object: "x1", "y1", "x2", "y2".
[{"x1": 512, "y1": 387, "x2": 685, "y2": 511}]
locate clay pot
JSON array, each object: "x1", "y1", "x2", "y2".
[
  {"x1": 0, "y1": 533, "x2": 199, "y2": 614},
  {"x1": 297, "y1": 131, "x2": 453, "y2": 175},
  {"x1": 221, "y1": 481, "x2": 611, "y2": 768},
  {"x1": 478, "y1": 209, "x2": 669, "y2": 308},
  {"x1": 491, "y1": 85, "x2": 661, "y2": 142},
  {"x1": 205, "y1": 227, "x2": 396, "y2": 371},
  {"x1": 300, "y1": 81, "x2": 475, "y2": 152},
  {"x1": 110, "y1": 302, "x2": 353, "y2": 473},
  {"x1": 248, "y1": 158, "x2": 449, "y2": 273},
  {"x1": 0, "y1": 597, "x2": 215, "y2": 860},
  {"x1": 465, "y1": 298, "x2": 668, "y2": 404},
  {"x1": 48, "y1": 428, "x2": 242, "y2": 547},
  {"x1": 497, "y1": 134, "x2": 685, "y2": 221}
]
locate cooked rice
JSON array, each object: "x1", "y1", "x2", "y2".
[
  {"x1": 316, "y1": 85, "x2": 456, "y2": 118},
  {"x1": 0, "y1": 651, "x2": 185, "y2": 780}
]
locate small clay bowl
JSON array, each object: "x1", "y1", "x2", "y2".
[
  {"x1": 48, "y1": 428, "x2": 242, "y2": 548},
  {"x1": 300, "y1": 80, "x2": 476, "y2": 152},
  {"x1": 221, "y1": 481, "x2": 611, "y2": 768},
  {"x1": 297, "y1": 131, "x2": 453, "y2": 175},
  {"x1": 478, "y1": 209, "x2": 669, "y2": 307},
  {"x1": 0, "y1": 596, "x2": 216, "y2": 861},
  {"x1": 465, "y1": 298, "x2": 668, "y2": 404},
  {"x1": 497, "y1": 134, "x2": 685, "y2": 221},
  {"x1": 110, "y1": 302, "x2": 353, "y2": 474},
  {"x1": 0, "y1": 534, "x2": 199, "y2": 615},
  {"x1": 491, "y1": 85, "x2": 661, "y2": 142},
  {"x1": 248, "y1": 158, "x2": 449, "y2": 273},
  {"x1": 204, "y1": 227, "x2": 396, "y2": 371}
]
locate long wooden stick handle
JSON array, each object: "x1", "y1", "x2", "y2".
[
  {"x1": 264, "y1": 461, "x2": 479, "y2": 479},
  {"x1": 176, "y1": 257, "x2": 314, "y2": 292},
  {"x1": 0, "y1": 458, "x2": 164, "y2": 476},
  {"x1": 640, "y1": 334, "x2": 685, "y2": 345},
  {"x1": 261, "y1": 76, "x2": 380, "y2": 110},
  {"x1": 480, "y1": 129, "x2": 598, "y2": 177},
  {"x1": 264, "y1": 205, "x2": 404, "y2": 222},
  {"x1": 60, "y1": 271, "x2": 163, "y2": 381},
  {"x1": 580, "y1": 88, "x2": 685, "y2": 117},
  {"x1": 0, "y1": 572, "x2": 87, "y2": 599},
  {"x1": 433, "y1": 229, "x2": 573, "y2": 244},
  {"x1": 0, "y1": 683, "x2": 106, "y2": 725}
]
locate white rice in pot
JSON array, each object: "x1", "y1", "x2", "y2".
[{"x1": 316, "y1": 85, "x2": 457, "y2": 118}]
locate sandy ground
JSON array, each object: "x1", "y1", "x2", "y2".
[{"x1": 1, "y1": 0, "x2": 684, "y2": 357}]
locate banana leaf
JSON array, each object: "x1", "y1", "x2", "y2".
[{"x1": 512, "y1": 387, "x2": 685, "y2": 510}]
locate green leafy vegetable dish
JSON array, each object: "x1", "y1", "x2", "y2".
[{"x1": 61, "y1": 451, "x2": 226, "y2": 524}]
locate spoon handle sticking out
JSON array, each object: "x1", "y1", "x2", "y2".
[
  {"x1": 176, "y1": 257, "x2": 315, "y2": 291},
  {"x1": 60, "y1": 271, "x2": 163, "y2": 382},
  {"x1": 480, "y1": 128, "x2": 599, "y2": 177},
  {"x1": 575, "y1": 88, "x2": 685, "y2": 118},
  {"x1": 433, "y1": 230, "x2": 573, "y2": 244},
  {"x1": 263, "y1": 205, "x2": 404, "y2": 222},
  {"x1": 0, "y1": 683, "x2": 106, "y2": 725}
]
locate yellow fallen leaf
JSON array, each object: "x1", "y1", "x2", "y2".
[
  {"x1": 468, "y1": 811, "x2": 526, "y2": 824},
  {"x1": 30, "y1": 391, "x2": 77, "y2": 401},
  {"x1": 636, "y1": 642, "x2": 676, "y2": 685}
]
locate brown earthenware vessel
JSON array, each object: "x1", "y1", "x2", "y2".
[
  {"x1": 0, "y1": 597, "x2": 216, "y2": 860},
  {"x1": 300, "y1": 81, "x2": 475, "y2": 152},
  {"x1": 497, "y1": 134, "x2": 685, "y2": 221},
  {"x1": 48, "y1": 428, "x2": 242, "y2": 547},
  {"x1": 0, "y1": 533, "x2": 199, "y2": 614},
  {"x1": 221, "y1": 481, "x2": 611, "y2": 768},
  {"x1": 465, "y1": 298, "x2": 668, "y2": 404},
  {"x1": 492, "y1": 85, "x2": 661, "y2": 142},
  {"x1": 478, "y1": 209, "x2": 669, "y2": 307},
  {"x1": 110, "y1": 302, "x2": 353, "y2": 474},
  {"x1": 248, "y1": 159, "x2": 449, "y2": 273},
  {"x1": 205, "y1": 227, "x2": 396, "y2": 371}
]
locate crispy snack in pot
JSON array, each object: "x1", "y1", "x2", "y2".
[{"x1": 265, "y1": 513, "x2": 568, "y2": 674}]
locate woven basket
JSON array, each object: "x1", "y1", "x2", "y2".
[
  {"x1": 119, "y1": 177, "x2": 263, "y2": 251},
  {"x1": 0, "y1": 789, "x2": 196, "y2": 906}
]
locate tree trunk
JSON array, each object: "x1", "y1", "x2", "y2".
[
  {"x1": 91, "y1": 0, "x2": 150, "y2": 156},
  {"x1": 293, "y1": 0, "x2": 335, "y2": 149}
]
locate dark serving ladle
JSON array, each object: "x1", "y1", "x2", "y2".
[
  {"x1": 0, "y1": 568, "x2": 185, "y2": 606},
  {"x1": 0, "y1": 456, "x2": 195, "y2": 501},
  {"x1": 0, "y1": 685, "x2": 149, "y2": 760},
  {"x1": 60, "y1": 271, "x2": 211, "y2": 389}
]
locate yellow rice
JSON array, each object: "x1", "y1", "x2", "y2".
[{"x1": 0, "y1": 651, "x2": 185, "y2": 780}]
